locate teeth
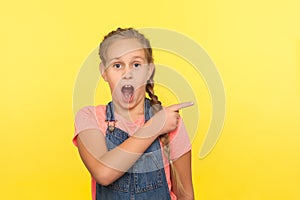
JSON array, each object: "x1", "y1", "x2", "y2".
[
  {"x1": 121, "y1": 85, "x2": 134, "y2": 93},
  {"x1": 124, "y1": 85, "x2": 132, "y2": 88}
]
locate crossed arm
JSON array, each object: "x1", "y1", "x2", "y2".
[
  {"x1": 76, "y1": 124, "x2": 158, "y2": 186},
  {"x1": 75, "y1": 103, "x2": 194, "y2": 198}
]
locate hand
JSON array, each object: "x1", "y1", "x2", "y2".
[{"x1": 149, "y1": 102, "x2": 194, "y2": 136}]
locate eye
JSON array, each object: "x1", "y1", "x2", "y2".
[
  {"x1": 113, "y1": 63, "x2": 122, "y2": 69},
  {"x1": 133, "y1": 63, "x2": 141, "y2": 68}
]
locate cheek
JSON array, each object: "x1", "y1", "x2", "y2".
[
  {"x1": 134, "y1": 76, "x2": 148, "y2": 88},
  {"x1": 135, "y1": 69, "x2": 150, "y2": 82},
  {"x1": 106, "y1": 77, "x2": 117, "y2": 91},
  {"x1": 106, "y1": 72, "x2": 121, "y2": 86}
]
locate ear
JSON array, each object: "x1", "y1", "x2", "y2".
[
  {"x1": 99, "y1": 63, "x2": 108, "y2": 82},
  {"x1": 147, "y1": 63, "x2": 155, "y2": 81}
]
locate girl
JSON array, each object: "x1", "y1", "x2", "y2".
[{"x1": 73, "y1": 28, "x2": 194, "y2": 200}]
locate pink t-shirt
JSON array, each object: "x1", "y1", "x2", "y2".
[{"x1": 73, "y1": 105, "x2": 191, "y2": 200}]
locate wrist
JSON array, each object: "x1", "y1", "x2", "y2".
[{"x1": 132, "y1": 120, "x2": 159, "y2": 139}]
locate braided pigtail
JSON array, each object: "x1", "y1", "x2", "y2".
[{"x1": 146, "y1": 77, "x2": 185, "y2": 194}]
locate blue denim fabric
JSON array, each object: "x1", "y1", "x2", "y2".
[{"x1": 96, "y1": 99, "x2": 171, "y2": 200}]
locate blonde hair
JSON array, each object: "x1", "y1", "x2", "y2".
[
  {"x1": 98, "y1": 27, "x2": 184, "y2": 194},
  {"x1": 99, "y1": 27, "x2": 153, "y2": 66}
]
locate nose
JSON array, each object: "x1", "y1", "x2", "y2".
[{"x1": 122, "y1": 66, "x2": 133, "y2": 80}]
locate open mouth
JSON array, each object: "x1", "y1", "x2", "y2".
[{"x1": 121, "y1": 85, "x2": 134, "y2": 102}]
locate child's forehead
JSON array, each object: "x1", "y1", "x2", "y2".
[{"x1": 106, "y1": 38, "x2": 146, "y2": 60}]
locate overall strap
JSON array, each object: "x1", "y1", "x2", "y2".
[
  {"x1": 144, "y1": 98, "x2": 153, "y2": 122},
  {"x1": 105, "y1": 101, "x2": 115, "y2": 122}
]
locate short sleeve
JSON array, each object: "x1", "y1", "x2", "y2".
[
  {"x1": 169, "y1": 117, "x2": 191, "y2": 161},
  {"x1": 73, "y1": 106, "x2": 101, "y2": 146}
]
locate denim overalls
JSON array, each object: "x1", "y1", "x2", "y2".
[{"x1": 96, "y1": 99, "x2": 171, "y2": 200}]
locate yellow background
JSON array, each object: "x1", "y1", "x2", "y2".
[{"x1": 1, "y1": 0, "x2": 300, "y2": 199}]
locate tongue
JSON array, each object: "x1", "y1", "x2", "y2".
[{"x1": 121, "y1": 86, "x2": 134, "y2": 102}]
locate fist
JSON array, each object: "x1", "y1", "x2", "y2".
[{"x1": 150, "y1": 102, "x2": 194, "y2": 136}]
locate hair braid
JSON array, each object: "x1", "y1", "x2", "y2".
[
  {"x1": 146, "y1": 80, "x2": 171, "y2": 155},
  {"x1": 146, "y1": 77, "x2": 185, "y2": 194}
]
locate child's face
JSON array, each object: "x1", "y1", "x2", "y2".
[{"x1": 101, "y1": 38, "x2": 154, "y2": 110}]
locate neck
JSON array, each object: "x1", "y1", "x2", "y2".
[{"x1": 113, "y1": 98, "x2": 145, "y2": 122}]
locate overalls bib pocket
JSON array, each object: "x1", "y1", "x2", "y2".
[{"x1": 133, "y1": 149, "x2": 165, "y2": 193}]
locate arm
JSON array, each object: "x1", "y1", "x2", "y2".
[
  {"x1": 171, "y1": 151, "x2": 194, "y2": 200},
  {"x1": 76, "y1": 104, "x2": 183, "y2": 186},
  {"x1": 77, "y1": 118, "x2": 159, "y2": 186}
]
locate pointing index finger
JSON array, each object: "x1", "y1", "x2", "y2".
[
  {"x1": 179, "y1": 102, "x2": 194, "y2": 109},
  {"x1": 169, "y1": 102, "x2": 194, "y2": 111}
]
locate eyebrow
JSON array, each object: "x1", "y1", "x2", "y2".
[
  {"x1": 131, "y1": 56, "x2": 145, "y2": 60},
  {"x1": 107, "y1": 56, "x2": 145, "y2": 65},
  {"x1": 107, "y1": 56, "x2": 121, "y2": 64}
]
